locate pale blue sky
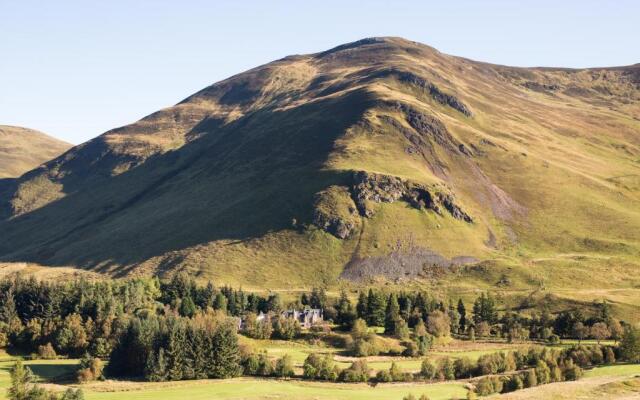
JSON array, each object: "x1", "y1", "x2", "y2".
[{"x1": 1, "y1": 0, "x2": 638, "y2": 144}]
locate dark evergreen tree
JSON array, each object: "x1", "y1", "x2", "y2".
[
  {"x1": 209, "y1": 321, "x2": 242, "y2": 378},
  {"x1": 366, "y1": 289, "x2": 386, "y2": 327},
  {"x1": 457, "y1": 299, "x2": 467, "y2": 332},
  {"x1": 356, "y1": 292, "x2": 367, "y2": 320},
  {"x1": 384, "y1": 294, "x2": 401, "y2": 335}
]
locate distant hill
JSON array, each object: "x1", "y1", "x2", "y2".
[
  {"x1": 0, "y1": 125, "x2": 70, "y2": 178},
  {"x1": 1, "y1": 38, "x2": 639, "y2": 296}
]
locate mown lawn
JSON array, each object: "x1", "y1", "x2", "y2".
[
  {"x1": 84, "y1": 379, "x2": 468, "y2": 400},
  {"x1": 584, "y1": 363, "x2": 640, "y2": 378}
]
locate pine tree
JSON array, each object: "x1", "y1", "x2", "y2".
[
  {"x1": 189, "y1": 329, "x2": 208, "y2": 379},
  {"x1": 356, "y1": 292, "x2": 367, "y2": 320},
  {"x1": 336, "y1": 290, "x2": 355, "y2": 328},
  {"x1": 213, "y1": 292, "x2": 228, "y2": 313},
  {"x1": 166, "y1": 324, "x2": 187, "y2": 381},
  {"x1": 384, "y1": 294, "x2": 401, "y2": 335},
  {"x1": 210, "y1": 321, "x2": 242, "y2": 378},
  {"x1": 8, "y1": 360, "x2": 34, "y2": 400},
  {"x1": 367, "y1": 289, "x2": 386, "y2": 327},
  {"x1": 457, "y1": 299, "x2": 467, "y2": 332},
  {"x1": 448, "y1": 302, "x2": 460, "y2": 335},
  {"x1": 179, "y1": 296, "x2": 196, "y2": 318}
]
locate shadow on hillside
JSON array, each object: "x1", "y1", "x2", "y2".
[{"x1": 0, "y1": 89, "x2": 377, "y2": 275}]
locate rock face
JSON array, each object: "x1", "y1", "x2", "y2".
[
  {"x1": 367, "y1": 69, "x2": 473, "y2": 116},
  {"x1": 352, "y1": 171, "x2": 472, "y2": 221},
  {"x1": 312, "y1": 171, "x2": 472, "y2": 238},
  {"x1": 311, "y1": 186, "x2": 360, "y2": 239}
]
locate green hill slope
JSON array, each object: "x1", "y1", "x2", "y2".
[
  {"x1": 0, "y1": 125, "x2": 70, "y2": 178},
  {"x1": 1, "y1": 37, "x2": 639, "y2": 292}
]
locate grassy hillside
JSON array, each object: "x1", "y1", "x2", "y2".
[
  {"x1": 0, "y1": 125, "x2": 70, "y2": 178},
  {"x1": 0, "y1": 37, "x2": 639, "y2": 299}
]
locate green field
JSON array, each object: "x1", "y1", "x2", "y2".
[
  {"x1": 84, "y1": 379, "x2": 468, "y2": 400},
  {"x1": 3, "y1": 343, "x2": 640, "y2": 400}
]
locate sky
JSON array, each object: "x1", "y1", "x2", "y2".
[{"x1": 1, "y1": 1, "x2": 638, "y2": 145}]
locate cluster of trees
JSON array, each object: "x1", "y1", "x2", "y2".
[
  {"x1": 3, "y1": 273, "x2": 640, "y2": 387},
  {"x1": 301, "y1": 353, "x2": 370, "y2": 383},
  {"x1": 107, "y1": 312, "x2": 241, "y2": 381},
  {"x1": 0, "y1": 274, "x2": 286, "y2": 360},
  {"x1": 241, "y1": 352, "x2": 295, "y2": 378},
  {"x1": 325, "y1": 288, "x2": 626, "y2": 346},
  {"x1": 299, "y1": 342, "x2": 617, "y2": 386},
  {"x1": 241, "y1": 313, "x2": 302, "y2": 340}
]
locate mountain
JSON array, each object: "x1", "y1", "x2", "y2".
[
  {"x1": 0, "y1": 126, "x2": 71, "y2": 178},
  {"x1": 1, "y1": 38, "x2": 639, "y2": 296}
]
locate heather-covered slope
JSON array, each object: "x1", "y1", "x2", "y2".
[
  {"x1": 0, "y1": 125, "x2": 70, "y2": 178},
  {"x1": 1, "y1": 38, "x2": 639, "y2": 292}
]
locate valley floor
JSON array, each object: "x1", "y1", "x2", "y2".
[{"x1": 2, "y1": 345, "x2": 640, "y2": 400}]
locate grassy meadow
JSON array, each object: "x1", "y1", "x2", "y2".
[{"x1": 2, "y1": 340, "x2": 640, "y2": 400}]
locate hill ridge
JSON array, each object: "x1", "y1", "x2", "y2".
[{"x1": 1, "y1": 37, "x2": 639, "y2": 291}]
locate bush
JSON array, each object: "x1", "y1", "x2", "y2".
[
  {"x1": 547, "y1": 334, "x2": 561, "y2": 344},
  {"x1": 273, "y1": 318, "x2": 301, "y2": 340},
  {"x1": 420, "y1": 359, "x2": 437, "y2": 380},
  {"x1": 437, "y1": 357, "x2": 456, "y2": 381},
  {"x1": 524, "y1": 369, "x2": 537, "y2": 388},
  {"x1": 303, "y1": 353, "x2": 337, "y2": 381},
  {"x1": 37, "y1": 343, "x2": 57, "y2": 360},
  {"x1": 505, "y1": 374, "x2": 523, "y2": 392},
  {"x1": 475, "y1": 376, "x2": 503, "y2": 396},
  {"x1": 535, "y1": 360, "x2": 551, "y2": 385},
  {"x1": 375, "y1": 369, "x2": 392, "y2": 382},
  {"x1": 77, "y1": 354, "x2": 103, "y2": 383},
  {"x1": 274, "y1": 354, "x2": 294, "y2": 378},
  {"x1": 339, "y1": 360, "x2": 369, "y2": 382},
  {"x1": 605, "y1": 347, "x2": 616, "y2": 364},
  {"x1": 454, "y1": 357, "x2": 475, "y2": 379}
]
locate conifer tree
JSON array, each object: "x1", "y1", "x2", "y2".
[
  {"x1": 356, "y1": 292, "x2": 367, "y2": 320},
  {"x1": 210, "y1": 321, "x2": 242, "y2": 378},
  {"x1": 457, "y1": 299, "x2": 467, "y2": 332},
  {"x1": 385, "y1": 293, "x2": 401, "y2": 335},
  {"x1": 167, "y1": 324, "x2": 187, "y2": 381}
]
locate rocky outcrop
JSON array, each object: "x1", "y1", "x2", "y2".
[
  {"x1": 312, "y1": 186, "x2": 360, "y2": 239},
  {"x1": 389, "y1": 102, "x2": 468, "y2": 156},
  {"x1": 351, "y1": 171, "x2": 472, "y2": 222},
  {"x1": 312, "y1": 171, "x2": 472, "y2": 239},
  {"x1": 367, "y1": 69, "x2": 472, "y2": 116}
]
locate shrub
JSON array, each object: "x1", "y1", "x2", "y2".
[
  {"x1": 437, "y1": 357, "x2": 456, "y2": 381},
  {"x1": 505, "y1": 374, "x2": 523, "y2": 392},
  {"x1": 524, "y1": 369, "x2": 537, "y2": 388},
  {"x1": 303, "y1": 353, "x2": 337, "y2": 381},
  {"x1": 257, "y1": 352, "x2": 275, "y2": 376},
  {"x1": 535, "y1": 360, "x2": 551, "y2": 385},
  {"x1": 619, "y1": 325, "x2": 640, "y2": 362},
  {"x1": 76, "y1": 354, "x2": 103, "y2": 383},
  {"x1": 426, "y1": 311, "x2": 451, "y2": 337},
  {"x1": 454, "y1": 357, "x2": 475, "y2": 379},
  {"x1": 37, "y1": 343, "x2": 57, "y2": 360},
  {"x1": 547, "y1": 334, "x2": 561, "y2": 344},
  {"x1": 420, "y1": 359, "x2": 437, "y2": 380},
  {"x1": 376, "y1": 369, "x2": 392, "y2": 382},
  {"x1": 339, "y1": 360, "x2": 369, "y2": 382},
  {"x1": 274, "y1": 354, "x2": 294, "y2": 378},
  {"x1": 242, "y1": 352, "x2": 260, "y2": 375},
  {"x1": 475, "y1": 376, "x2": 503, "y2": 396},
  {"x1": 605, "y1": 347, "x2": 616, "y2": 364},
  {"x1": 273, "y1": 317, "x2": 301, "y2": 340}
]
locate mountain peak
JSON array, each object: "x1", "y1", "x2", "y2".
[{"x1": 1, "y1": 39, "x2": 639, "y2": 290}]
